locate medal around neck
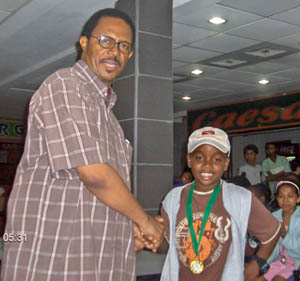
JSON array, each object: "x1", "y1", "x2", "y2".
[
  {"x1": 186, "y1": 181, "x2": 221, "y2": 274},
  {"x1": 190, "y1": 259, "x2": 204, "y2": 274}
]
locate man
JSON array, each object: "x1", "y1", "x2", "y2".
[
  {"x1": 239, "y1": 144, "x2": 263, "y2": 185},
  {"x1": 1, "y1": 8, "x2": 163, "y2": 281},
  {"x1": 262, "y1": 142, "x2": 291, "y2": 199}
]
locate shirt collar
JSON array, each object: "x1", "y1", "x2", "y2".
[{"x1": 74, "y1": 60, "x2": 117, "y2": 107}]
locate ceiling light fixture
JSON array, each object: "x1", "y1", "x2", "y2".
[
  {"x1": 208, "y1": 17, "x2": 227, "y2": 25},
  {"x1": 182, "y1": 96, "x2": 191, "y2": 101},
  {"x1": 259, "y1": 79, "x2": 270, "y2": 85},
  {"x1": 191, "y1": 69, "x2": 203, "y2": 75}
]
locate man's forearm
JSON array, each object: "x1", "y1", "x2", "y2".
[{"x1": 77, "y1": 162, "x2": 149, "y2": 226}]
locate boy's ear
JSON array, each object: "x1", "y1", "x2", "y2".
[{"x1": 186, "y1": 154, "x2": 192, "y2": 168}]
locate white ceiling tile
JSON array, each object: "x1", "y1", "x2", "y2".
[
  {"x1": 173, "y1": 46, "x2": 220, "y2": 62},
  {"x1": 237, "y1": 61, "x2": 296, "y2": 74},
  {"x1": 271, "y1": 33, "x2": 300, "y2": 50},
  {"x1": 175, "y1": 4, "x2": 263, "y2": 32},
  {"x1": 173, "y1": 63, "x2": 225, "y2": 76},
  {"x1": 272, "y1": 52, "x2": 300, "y2": 67},
  {"x1": 210, "y1": 70, "x2": 259, "y2": 83},
  {"x1": 189, "y1": 33, "x2": 259, "y2": 53},
  {"x1": 173, "y1": 60, "x2": 188, "y2": 69},
  {"x1": 244, "y1": 75, "x2": 290, "y2": 85},
  {"x1": 0, "y1": 9, "x2": 10, "y2": 22},
  {"x1": 227, "y1": 18, "x2": 300, "y2": 42},
  {"x1": 269, "y1": 68, "x2": 300, "y2": 81},
  {"x1": 172, "y1": 22, "x2": 217, "y2": 45},
  {"x1": 187, "y1": 77, "x2": 230, "y2": 88},
  {"x1": 173, "y1": 82, "x2": 202, "y2": 93},
  {"x1": 271, "y1": 7, "x2": 300, "y2": 26},
  {"x1": 0, "y1": 0, "x2": 31, "y2": 12},
  {"x1": 219, "y1": 0, "x2": 300, "y2": 17}
]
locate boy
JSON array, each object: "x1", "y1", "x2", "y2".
[
  {"x1": 239, "y1": 144, "x2": 263, "y2": 185},
  {"x1": 159, "y1": 127, "x2": 281, "y2": 281}
]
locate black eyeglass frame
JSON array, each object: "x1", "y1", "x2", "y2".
[{"x1": 90, "y1": 35, "x2": 132, "y2": 54}]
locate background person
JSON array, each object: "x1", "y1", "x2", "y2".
[
  {"x1": 1, "y1": 8, "x2": 163, "y2": 281},
  {"x1": 290, "y1": 159, "x2": 300, "y2": 178},
  {"x1": 255, "y1": 175, "x2": 300, "y2": 281},
  {"x1": 262, "y1": 143, "x2": 291, "y2": 199},
  {"x1": 239, "y1": 144, "x2": 264, "y2": 185}
]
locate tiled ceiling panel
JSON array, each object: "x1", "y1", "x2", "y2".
[
  {"x1": 0, "y1": 0, "x2": 31, "y2": 12},
  {"x1": 173, "y1": 46, "x2": 220, "y2": 62},
  {"x1": 219, "y1": 0, "x2": 300, "y2": 17},
  {"x1": 176, "y1": 4, "x2": 263, "y2": 32},
  {"x1": 271, "y1": 6, "x2": 300, "y2": 26},
  {"x1": 172, "y1": 22, "x2": 217, "y2": 45},
  {"x1": 189, "y1": 33, "x2": 258, "y2": 53},
  {"x1": 227, "y1": 18, "x2": 300, "y2": 42}
]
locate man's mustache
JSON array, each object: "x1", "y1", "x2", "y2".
[{"x1": 100, "y1": 56, "x2": 121, "y2": 66}]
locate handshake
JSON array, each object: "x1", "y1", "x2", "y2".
[{"x1": 133, "y1": 215, "x2": 166, "y2": 253}]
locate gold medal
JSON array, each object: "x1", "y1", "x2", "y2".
[{"x1": 190, "y1": 259, "x2": 204, "y2": 274}]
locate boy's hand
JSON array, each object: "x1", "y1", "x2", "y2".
[
  {"x1": 134, "y1": 237, "x2": 145, "y2": 252},
  {"x1": 244, "y1": 260, "x2": 260, "y2": 281},
  {"x1": 137, "y1": 215, "x2": 165, "y2": 253}
]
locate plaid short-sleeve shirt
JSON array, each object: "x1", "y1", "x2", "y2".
[{"x1": 1, "y1": 60, "x2": 135, "y2": 281}]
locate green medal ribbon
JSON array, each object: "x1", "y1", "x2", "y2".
[{"x1": 186, "y1": 181, "x2": 221, "y2": 259}]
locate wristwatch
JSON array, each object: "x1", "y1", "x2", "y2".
[{"x1": 249, "y1": 255, "x2": 270, "y2": 276}]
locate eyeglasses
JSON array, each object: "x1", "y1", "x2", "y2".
[{"x1": 90, "y1": 35, "x2": 132, "y2": 54}]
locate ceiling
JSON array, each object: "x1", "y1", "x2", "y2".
[{"x1": 1, "y1": 0, "x2": 300, "y2": 120}]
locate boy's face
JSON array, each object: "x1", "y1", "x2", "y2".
[
  {"x1": 187, "y1": 144, "x2": 230, "y2": 192},
  {"x1": 244, "y1": 149, "x2": 257, "y2": 166}
]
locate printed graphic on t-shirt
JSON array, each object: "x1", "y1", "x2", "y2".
[{"x1": 176, "y1": 211, "x2": 231, "y2": 268}]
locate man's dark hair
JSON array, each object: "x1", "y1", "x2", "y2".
[
  {"x1": 243, "y1": 144, "x2": 258, "y2": 155},
  {"x1": 290, "y1": 158, "x2": 300, "y2": 172},
  {"x1": 265, "y1": 142, "x2": 276, "y2": 151},
  {"x1": 227, "y1": 175, "x2": 251, "y2": 188},
  {"x1": 80, "y1": 8, "x2": 135, "y2": 44},
  {"x1": 248, "y1": 183, "x2": 271, "y2": 204}
]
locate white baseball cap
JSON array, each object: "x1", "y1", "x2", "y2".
[{"x1": 188, "y1": 126, "x2": 230, "y2": 155}]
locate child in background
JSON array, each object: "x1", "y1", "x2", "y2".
[
  {"x1": 248, "y1": 183, "x2": 272, "y2": 210},
  {"x1": 239, "y1": 144, "x2": 264, "y2": 185},
  {"x1": 256, "y1": 175, "x2": 300, "y2": 281},
  {"x1": 158, "y1": 127, "x2": 281, "y2": 281},
  {"x1": 174, "y1": 169, "x2": 194, "y2": 187}
]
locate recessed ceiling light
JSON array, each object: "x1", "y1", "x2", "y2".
[
  {"x1": 259, "y1": 79, "x2": 270, "y2": 85},
  {"x1": 208, "y1": 17, "x2": 227, "y2": 25},
  {"x1": 182, "y1": 96, "x2": 191, "y2": 101},
  {"x1": 191, "y1": 69, "x2": 203, "y2": 75}
]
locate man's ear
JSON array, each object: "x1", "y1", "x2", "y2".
[
  {"x1": 128, "y1": 51, "x2": 133, "y2": 59},
  {"x1": 79, "y1": 36, "x2": 88, "y2": 53},
  {"x1": 186, "y1": 154, "x2": 192, "y2": 168}
]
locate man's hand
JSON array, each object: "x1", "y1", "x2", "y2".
[{"x1": 138, "y1": 215, "x2": 165, "y2": 253}]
